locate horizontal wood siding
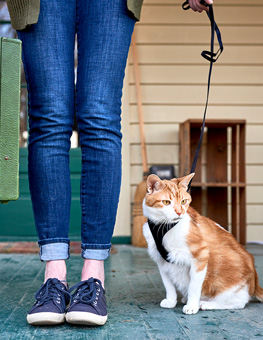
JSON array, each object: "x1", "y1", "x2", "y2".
[{"x1": 129, "y1": 0, "x2": 263, "y2": 241}]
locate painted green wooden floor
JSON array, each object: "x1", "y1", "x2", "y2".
[{"x1": 0, "y1": 245, "x2": 263, "y2": 340}]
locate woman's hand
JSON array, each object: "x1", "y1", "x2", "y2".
[{"x1": 188, "y1": 0, "x2": 213, "y2": 12}]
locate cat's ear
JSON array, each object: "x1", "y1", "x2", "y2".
[
  {"x1": 147, "y1": 174, "x2": 165, "y2": 194},
  {"x1": 178, "y1": 173, "x2": 195, "y2": 190}
]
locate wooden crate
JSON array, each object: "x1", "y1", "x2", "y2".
[{"x1": 180, "y1": 119, "x2": 246, "y2": 245}]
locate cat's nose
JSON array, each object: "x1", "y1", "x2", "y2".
[{"x1": 176, "y1": 212, "x2": 181, "y2": 216}]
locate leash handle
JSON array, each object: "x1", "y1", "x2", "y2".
[
  {"x1": 202, "y1": 8, "x2": 224, "y2": 62},
  {"x1": 182, "y1": 1, "x2": 223, "y2": 62},
  {"x1": 182, "y1": 0, "x2": 208, "y2": 10},
  {"x1": 181, "y1": 1, "x2": 224, "y2": 191}
]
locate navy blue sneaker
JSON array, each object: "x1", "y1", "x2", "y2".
[
  {"x1": 66, "y1": 278, "x2": 107, "y2": 326},
  {"x1": 27, "y1": 278, "x2": 71, "y2": 326}
]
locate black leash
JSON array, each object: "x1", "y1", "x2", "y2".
[
  {"x1": 148, "y1": 1, "x2": 224, "y2": 263},
  {"x1": 182, "y1": 0, "x2": 224, "y2": 191}
]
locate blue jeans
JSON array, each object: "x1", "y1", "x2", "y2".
[{"x1": 17, "y1": 0, "x2": 135, "y2": 261}]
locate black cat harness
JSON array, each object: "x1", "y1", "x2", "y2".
[{"x1": 148, "y1": 219, "x2": 179, "y2": 262}]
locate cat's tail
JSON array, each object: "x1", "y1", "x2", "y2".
[{"x1": 254, "y1": 271, "x2": 263, "y2": 302}]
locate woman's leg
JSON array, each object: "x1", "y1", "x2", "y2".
[
  {"x1": 76, "y1": 0, "x2": 135, "y2": 270},
  {"x1": 17, "y1": 0, "x2": 77, "y2": 325},
  {"x1": 18, "y1": 0, "x2": 76, "y2": 326},
  {"x1": 65, "y1": 0, "x2": 136, "y2": 325},
  {"x1": 17, "y1": 0, "x2": 76, "y2": 266}
]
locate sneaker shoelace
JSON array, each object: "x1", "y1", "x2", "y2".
[
  {"x1": 34, "y1": 278, "x2": 71, "y2": 308},
  {"x1": 69, "y1": 278, "x2": 102, "y2": 305}
]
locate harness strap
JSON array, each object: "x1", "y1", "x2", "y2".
[
  {"x1": 148, "y1": 219, "x2": 179, "y2": 262},
  {"x1": 182, "y1": 1, "x2": 223, "y2": 191}
]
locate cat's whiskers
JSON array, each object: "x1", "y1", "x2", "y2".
[
  {"x1": 160, "y1": 218, "x2": 173, "y2": 238},
  {"x1": 157, "y1": 221, "x2": 166, "y2": 239}
]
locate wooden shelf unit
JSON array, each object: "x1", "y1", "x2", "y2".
[{"x1": 180, "y1": 119, "x2": 246, "y2": 245}]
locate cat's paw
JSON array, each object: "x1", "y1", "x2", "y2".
[
  {"x1": 160, "y1": 299, "x2": 177, "y2": 309},
  {"x1": 182, "y1": 304, "x2": 199, "y2": 315}
]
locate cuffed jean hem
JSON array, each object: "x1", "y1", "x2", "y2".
[
  {"x1": 39, "y1": 242, "x2": 70, "y2": 261},
  {"x1": 81, "y1": 243, "x2": 111, "y2": 260}
]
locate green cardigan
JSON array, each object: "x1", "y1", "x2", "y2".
[{"x1": 6, "y1": 0, "x2": 144, "y2": 30}]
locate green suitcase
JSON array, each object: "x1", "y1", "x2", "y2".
[{"x1": 0, "y1": 37, "x2": 22, "y2": 204}]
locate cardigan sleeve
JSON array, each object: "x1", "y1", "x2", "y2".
[
  {"x1": 6, "y1": 0, "x2": 40, "y2": 30},
  {"x1": 127, "y1": 0, "x2": 144, "y2": 21}
]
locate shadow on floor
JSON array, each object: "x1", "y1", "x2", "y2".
[{"x1": 0, "y1": 244, "x2": 263, "y2": 340}]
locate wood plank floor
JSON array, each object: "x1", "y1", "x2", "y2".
[{"x1": 0, "y1": 244, "x2": 263, "y2": 340}]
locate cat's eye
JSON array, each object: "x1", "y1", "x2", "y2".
[
  {"x1": 181, "y1": 199, "x2": 187, "y2": 205},
  {"x1": 162, "y1": 200, "x2": 171, "y2": 206}
]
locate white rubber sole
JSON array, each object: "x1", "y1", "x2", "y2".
[
  {"x1": 66, "y1": 311, "x2": 107, "y2": 326},
  {"x1": 27, "y1": 312, "x2": 66, "y2": 326}
]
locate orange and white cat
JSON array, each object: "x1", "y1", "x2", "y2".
[{"x1": 143, "y1": 173, "x2": 263, "y2": 315}]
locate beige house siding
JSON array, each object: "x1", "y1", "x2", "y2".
[{"x1": 126, "y1": 0, "x2": 263, "y2": 242}]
